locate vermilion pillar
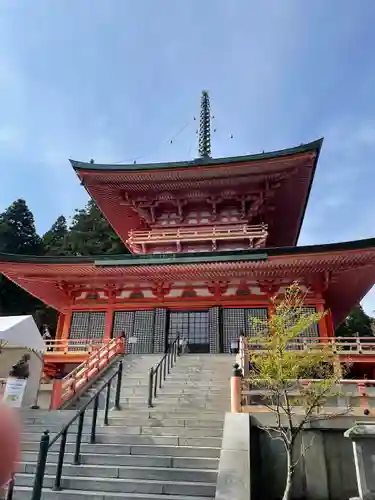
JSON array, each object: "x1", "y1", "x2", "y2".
[
  {"x1": 55, "y1": 313, "x2": 64, "y2": 340},
  {"x1": 325, "y1": 309, "x2": 335, "y2": 338},
  {"x1": 104, "y1": 307, "x2": 114, "y2": 341},
  {"x1": 61, "y1": 310, "x2": 72, "y2": 341},
  {"x1": 316, "y1": 303, "x2": 328, "y2": 340}
]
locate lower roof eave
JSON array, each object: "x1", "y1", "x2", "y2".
[{"x1": 1, "y1": 237, "x2": 375, "y2": 321}]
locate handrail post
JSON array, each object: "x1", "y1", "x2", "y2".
[
  {"x1": 163, "y1": 356, "x2": 167, "y2": 380},
  {"x1": 167, "y1": 351, "x2": 171, "y2": 374},
  {"x1": 90, "y1": 394, "x2": 99, "y2": 443},
  {"x1": 74, "y1": 412, "x2": 85, "y2": 465},
  {"x1": 231, "y1": 363, "x2": 242, "y2": 413},
  {"x1": 153, "y1": 368, "x2": 158, "y2": 398},
  {"x1": 104, "y1": 381, "x2": 111, "y2": 425},
  {"x1": 148, "y1": 367, "x2": 154, "y2": 407},
  {"x1": 159, "y1": 364, "x2": 162, "y2": 389},
  {"x1": 53, "y1": 429, "x2": 67, "y2": 491},
  {"x1": 114, "y1": 361, "x2": 123, "y2": 410},
  {"x1": 6, "y1": 474, "x2": 14, "y2": 500},
  {"x1": 31, "y1": 431, "x2": 50, "y2": 500}
]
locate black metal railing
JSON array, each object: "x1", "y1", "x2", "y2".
[
  {"x1": 7, "y1": 360, "x2": 123, "y2": 500},
  {"x1": 147, "y1": 336, "x2": 180, "y2": 407}
]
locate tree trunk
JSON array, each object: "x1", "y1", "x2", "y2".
[{"x1": 282, "y1": 446, "x2": 294, "y2": 500}]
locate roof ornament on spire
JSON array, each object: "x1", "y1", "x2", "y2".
[{"x1": 198, "y1": 90, "x2": 211, "y2": 159}]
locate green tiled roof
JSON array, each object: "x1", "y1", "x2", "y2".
[
  {"x1": 94, "y1": 252, "x2": 268, "y2": 267},
  {"x1": 70, "y1": 138, "x2": 323, "y2": 172},
  {"x1": 1, "y1": 237, "x2": 375, "y2": 266}
]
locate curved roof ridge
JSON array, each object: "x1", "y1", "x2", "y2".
[{"x1": 70, "y1": 138, "x2": 324, "y2": 172}]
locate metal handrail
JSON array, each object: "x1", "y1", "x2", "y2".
[
  {"x1": 8, "y1": 360, "x2": 124, "y2": 500},
  {"x1": 147, "y1": 336, "x2": 180, "y2": 408}
]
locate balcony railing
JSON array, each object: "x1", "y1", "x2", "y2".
[
  {"x1": 127, "y1": 223, "x2": 268, "y2": 252},
  {"x1": 239, "y1": 378, "x2": 375, "y2": 412},
  {"x1": 232, "y1": 336, "x2": 375, "y2": 413},
  {"x1": 244, "y1": 337, "x2": 375, "y2": 355},
  {"x1": 53, "y1": 337, "x2": 124, "y2": 409},
  {"x1": 44, "y1": 338, "x2": 104, "y2": 354}
]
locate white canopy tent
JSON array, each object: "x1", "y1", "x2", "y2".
[{"x1": 0, "y1": 316, "x2": 46, "y2": 354}]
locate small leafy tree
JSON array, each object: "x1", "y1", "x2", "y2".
[{"x1": 246, "y1": 282, "x2": 349, "y2": 500}]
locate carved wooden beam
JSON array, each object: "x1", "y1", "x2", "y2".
[
  {"x1": 151, "y1": 281, "x2": 172, "y2": 299},
  {"x1": 257, "y1": 280, "x2": 280, "y2": 296}
]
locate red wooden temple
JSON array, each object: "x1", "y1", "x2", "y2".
[{"x1": 1, "y1": 91, "x2": 375, "y2": 377}]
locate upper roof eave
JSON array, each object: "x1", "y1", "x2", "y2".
[
  {"x1": 1, "y1": 235, "x2": 375, "y2": 267},
  {"x1": 70, "y1": 138, "x2": 324, "y2": 173}
]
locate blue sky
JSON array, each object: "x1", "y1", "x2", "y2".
[{"x1": 0, "y1": 1, "x2": 375, "y2": 313}]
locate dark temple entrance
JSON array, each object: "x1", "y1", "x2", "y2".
[{"x1": 168, "y1": 311, "x2": 210, "y2": 353}]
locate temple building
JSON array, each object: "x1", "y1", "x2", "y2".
[{"x1": 1, "y1": 91, "x2": 375, "y2": 373}]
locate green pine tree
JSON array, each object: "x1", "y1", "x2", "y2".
[
  {"x1": 65, "y1": 199, "x2": 127, "y2": 255},
  {"x1": 0, "y1": 199, "x2": 42, "y2": 255},
  {"x1": 0, "y1": 199, "x2": 44, "y2": 316},
  {"x1": 42, "y1": 215, "x2": 69, "y2": 255}
]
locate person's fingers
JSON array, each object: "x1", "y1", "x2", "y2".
[{"x1": 0, "y1": 402, "x2": 21, "y2": 488}]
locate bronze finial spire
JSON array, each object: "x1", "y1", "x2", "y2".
[{"x1": 198, "y1": 90, "x2": 211, "y2": 158}]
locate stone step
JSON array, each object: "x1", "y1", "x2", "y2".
[
  {"x1": 15, "y1": 474, "x2": 216, "y2": 497},
  {"x1": 13, "y1": 486, "x2": 213, "y2": 500},
  {"x1": 131, "y1": 396, "x2": 230, "y2": 402},
  {"x1": 107, "y1": 417, "x2": 224, "y2": 428},
  {"x1": 154, "y1": 383, "x2": 229, "y2": 389},
  {"x1": 114, "y1": 408, "x2": 224, "y2": 415},
  {"x1": 22, "y1": 425, "x2": 223, "y2": 438},
  {"x1": 155, "y1": 377, "x2": 229, "y2": 382},
  {"x1": 119, "y1": 403, "x2": 229, "y2": 411},
  {"x1": 20, "y1": 451, "x2": 219, "y2": 469},
  {"x1": 23, "y1": 412, "x2": 225, "y2": 427},
  {"x1": 120, "y1": 388, "x2": 225, "y2": 396},
  {"x1": 21, "y1": 432, "x2": 222, "y2": 448},
  {"x1": 21, "y1": 442, "x2": 221, "y2": 458},
  {"x1": 151, "y1": 377, "x2": 229, "y2": 381},
  {"x1": 114, "y1": 410, "x2": 225, "y2": 419},
  {"x1": 19, "y1": 462, "x2": 217, "y2": 482}
]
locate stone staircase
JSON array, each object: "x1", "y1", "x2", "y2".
[
  {"x1": 68, "y1": 354, "x2": 157, "y2": 410},
  {"x1": 13, "y1": 353, "x2": 233, "y2": 500}
]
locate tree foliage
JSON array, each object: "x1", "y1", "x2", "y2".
[
  {"x1": 0, "y1": 199, "x2": 44, "y2": 317},
  {"x1": 61, "y1": 200, "x2": 127, "y2": 255},
  {"x1": 0, "y1": 198, "x2": 128, "y2": 332},
  {"x1": 0, "y1": 199, "x2": 42, "y2": 255},
  {"x1": 335, "y1": 304, "x2": 374, "y2": 338},
  {"x1": 42, "y1": 215, "x2": 69, "y2": 255},
  {"x1": 245, "y1": 282, "x2": 349, "y2": 500}
]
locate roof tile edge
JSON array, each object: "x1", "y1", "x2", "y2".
[{"x1": 69, "y1": 138, "x2": 324, "y2": 172}]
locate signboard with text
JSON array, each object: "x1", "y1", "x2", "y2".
[{"x1": 3, "y1": 377, "x2": 27, "y2": 407}]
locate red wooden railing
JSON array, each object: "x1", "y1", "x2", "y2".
[
  {"x1": 50, "y1": 337, "x2": 125, "y2": 409},
  {"x1": 128, "y1": 223, "x2": 268, "y2": 244},
  {"x1": 240, "y1": 336, "x2": 375, "y2": 355},
  {"x1": 232, "y1": 335, "x2": 375, "y2": 413},
  {"x1": 44, "y1": 338, "x2": 104, "y2": 355}
]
